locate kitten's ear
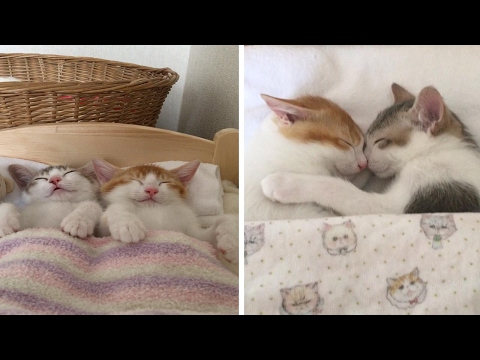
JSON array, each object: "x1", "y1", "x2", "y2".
[
  {"x1": 91, "y1": 158, "x2": 120, "y2": 184},
  {"x1": 257, "y1": 223, "x2": 265, "y2": 232},
  {"x1": 391, "y1": 83, "x2": 415, "y2": 104},
  {"x1": 170, "y1": 160, "x2": 201, "y2": 185},
  {"x1": 8, "y1": 164, "x2": 36, "y2": 188},
  {"x1": 78, "y1": 161, "x2": 97, "y2": 180},
  {"x1": 261, "y1": 94, "x2": 311, "y2": 127},
  {"x1": 409, "y1": 86, "x2": 445, "y2": 134},
  {"x1": 323, "y1": 223, "x2": 332, "y2": 231}
]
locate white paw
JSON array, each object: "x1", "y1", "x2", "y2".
[
  {"x1": 108, "y1": 214, "x2": 147, "y2": 243},
  {"x1": 0, "y1": 210, "x2": 20, "y2": 238},
  {"x1": 215, "y1": 215, "x2": 239, "y2": 264},
  {"x1": 61, "y1": 213, "x2": 95, "y2": 239},
  {"x1": 261, "y1": 172, "x2": 302, "y2": 204}
]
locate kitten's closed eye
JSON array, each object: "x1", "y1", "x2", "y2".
[
  {"x1": 340, "y1": 139, "x2": 353, "y2": 148},
  {"x1": 130, "y1": 178, "x2": 144, "y2": 185},
  {"x1": 374, "y1": 138, "x2": 391, "y2": 148}
]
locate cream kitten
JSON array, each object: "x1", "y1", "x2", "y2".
[
  {"x1": 92, "y1": 159, "x2": 238, "y2": 262},
  {"x1": 245, "y1": 93, "x2": 369, "y2": 221},
  {"x1": 262, "y1": 84, "x2": 480, "y2": 214},
  {"x1": 0, "y1": 164, "x2": 102, "y2": 238}
]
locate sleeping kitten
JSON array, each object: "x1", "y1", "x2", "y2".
[
  {"x1": 0, "y1": 164, "x2": 102, "y2": 238},
  {"x1": 262, "y1": 84, "x2": 480, "y2": 215},
  {"x1": 245, "y1": 93, "x2": 369, "y2": 221},
  {"x1": 92, "y1": 158, "x2": 232, "y2": 248}
]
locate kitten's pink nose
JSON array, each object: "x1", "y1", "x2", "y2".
[
  {"x1": 358, "y1": 161, "x2": 367, "y2": 171},
  {"x1": 145, "y1": 188, "x2": 158, "y2": 198},
  {"x1": 49, "y1": 176, "x2": 62, "y2": 185}
]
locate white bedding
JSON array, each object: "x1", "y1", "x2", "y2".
[{"x1": 244, "y1": 45, "x2": 480, "y2": 315}]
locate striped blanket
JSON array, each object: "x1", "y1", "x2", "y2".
[{"x1": 0, "y1": 228, "x2": 238, "y2": 315}]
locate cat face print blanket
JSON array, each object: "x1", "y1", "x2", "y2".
[{"x1": 244, "y1": 213, "x2": 480, "y2": 315}]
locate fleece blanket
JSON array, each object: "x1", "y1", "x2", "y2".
[
  {"x1": 244, "y1": 213, "x2": 480, "y2": 315},
  {"x1": 0, "y1": 228, "x2": 238, "y2": 315}
]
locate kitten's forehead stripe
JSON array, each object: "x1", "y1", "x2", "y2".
[
  {"x1": 38, "y1": 165, "x2": 71, "y2": 176},
  {"x1": 101, "y1": 164, "x2": 187, "y2": 198},
  {"x1": 367, "y1": 100, "x2": 414, "y2": 136},
  {"x1": 278, "y1": 95, "x2": 363, "y2": 147}
]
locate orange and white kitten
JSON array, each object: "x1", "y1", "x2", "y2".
[
  {"x1": 245, "y1": 94, "x2": 369, "y2": 221},
  {"x1": 92, "y1": 159, "x2": 230, "y2": 246}
]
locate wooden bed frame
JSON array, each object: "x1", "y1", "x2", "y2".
[{"x1": 0, "y1": 123, "x2": 239, "y2": 187}]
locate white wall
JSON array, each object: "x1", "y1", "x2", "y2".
[
  {"x1": 178, "y1": 45, "x2": 239, "y2": 140},
  {"x1": 0, "y1": 45, "x2": 239, "y2": 139}
]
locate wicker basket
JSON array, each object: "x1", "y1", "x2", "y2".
[{"x1": 0, "y1": 53, "x2": 179, "y2": 128}]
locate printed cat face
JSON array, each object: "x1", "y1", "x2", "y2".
[
  {"x1": 8, "y1": 164, "x2": 98, "y2": 204},
  {"x1": 244, "y1": 223, "x2": 265, "y2": 257},
  {"x1": 261, "y1": 94, "x2": 367, "y2": 177},
  {"x1": 280, "y1": 282, "x2": 324, "y2": 315},
  {"x1": 387, "y1": 267, "x2": 427, "y2": 308},
  {"x1": 322, "y1": 220, "x2": 357, "y2": 255},
  {"x1": 420, "y1": 214, "x2": 457, "y2": 240},
  {"x1": 92, "y1": 158, "x2": 199, "y2": 207},
  {"x1": 364, "y1": 83, "x2": 472, "y2": 178}
]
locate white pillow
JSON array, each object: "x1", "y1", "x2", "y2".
[{"x1": 0, "y1": 157, "x2": 224, "y2": 217}]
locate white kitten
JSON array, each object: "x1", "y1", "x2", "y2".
[
  {"x1": 245, "y1": 93, "x2": 369, "y2": 221},
  {"x1": 0, "y1": 164, "x2": 102, "y2": 238}
]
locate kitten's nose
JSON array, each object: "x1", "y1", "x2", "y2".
[
  {"x1": 145, "y1": 188, "x2": 158, "y2": 198},
  {"x1": 358, "y1": 160, "x2": 367, "y2": 171},
  {"x1": 49, "y1": 176, "x2": 62, "y2": 185}
]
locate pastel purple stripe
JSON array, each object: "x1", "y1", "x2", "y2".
[
  {"x1": 0, "y1": 236, "x2": 219, "y2": 266},
  {"x1": 0, "y1": 289, "x2": 185, "y2": 315},
  {"x1": 0, "y1": 288, "x2": 92, "y2": 315},
  {"x1": 0, "y1": 259, "x2": 238, "y2": 297}
]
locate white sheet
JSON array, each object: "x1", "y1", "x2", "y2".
[
  {"x1": 244, "y1": 45, "x2": 480, "y2": 148},
  {"x1": 245, "y1": 213, "x2": 480, "y2": 315}
]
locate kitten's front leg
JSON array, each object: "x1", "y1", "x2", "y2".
[
  {"x1": 0, "y1": 203, "x2": 20, "y2": 238},
  {"x1": 102, "y1": 204, "x2": 147, "y2": 243},
  {"x1": 61, "y1": 201, "x2": 103, "y2": 238},
  {"x1": 261, "y1": 172, "x2": 315, "y2": 204},
  {"x1": 214, "y1": 214, "x2": 239, "y2": 265},
  {"x1": 262, "y1": 172, "x2": 399, "y2": 215}
]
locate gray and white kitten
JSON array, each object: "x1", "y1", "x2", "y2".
[
  {"x1": 261, "y1": 83, "x2": 480, "y2": 215},
  {"x1": 0, "y1": 163, "x2": 102, "y2": 238}
]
